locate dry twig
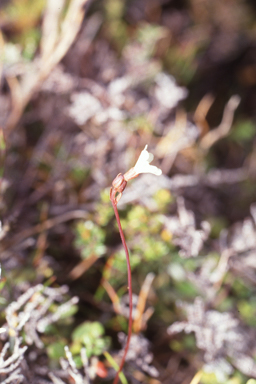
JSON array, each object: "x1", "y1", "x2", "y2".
[
  {"x1": 200, "y1": 95, "x2": 241, "y2": 150},
  {"x1": 5, "y1": 0, "x2": 90, "y2": 136}
]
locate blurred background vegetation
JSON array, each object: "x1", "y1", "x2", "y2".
[{"x1": 1, "y1": 0, "x2": 256, "y2": 383}]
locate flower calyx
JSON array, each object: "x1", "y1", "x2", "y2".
[{"x1": 110, "y1": 173, "x2": 127, "y2": 205}]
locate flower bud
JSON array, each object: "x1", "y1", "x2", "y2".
[{"x1": 112, "y1": 173, "x2": 127, "y2": 193}]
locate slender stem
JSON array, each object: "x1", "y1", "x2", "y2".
[{"x1": 110, "y1": 192, "x2": 133, "y2": 384}]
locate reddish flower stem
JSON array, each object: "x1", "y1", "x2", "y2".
[{"x1": 110, "y1": 189, "x2": 133, "y2": 384}]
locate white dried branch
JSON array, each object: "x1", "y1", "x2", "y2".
[
  {"x1": 0, "y1": 339, "x2": 27, "y2": 372},
  {"x1": 4, "y1": 284, "x2": 78, "y2": 349},
  {"x1": 41, "y1": 0, "x2": 65, "y2": 61},
  {"x1": 164, "y1": 197, "x2": 210, "y2": 258},
  {"x1": 5, "y1": 0, "x2": 90, "y2": 134},
  {"x1": 37, "y1": 296, "x2": 79, "y2": 332},
  {"x1": 48, "y1": 372, "x2": 66, "y2": 384},
  {"x1": 6, "y1": 285, "x2": 43, "y2": 328},
  {"x1": 167, "y1": 296, "x2": 256, "y2": 378},
  {"x1": 1, "y1": 369, "x2": 24, "y2": 384}
]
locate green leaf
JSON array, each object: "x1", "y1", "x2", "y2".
[
  {"x1": 103, "y1": 352, "x2": 128, "y2": 384},
  {"x1": 58, "y1": 304, "x2": 79, "y2": 319},
  {"x1": 72, "y1": 322, "x2": 104, "y2": 341},
  {"x1": 0, "y1": 278, "x2": 6, "y2": 292},
  {"x1": 47, "y1": 341, "x2": 66, "y2": 360},
  {"x1": 0, "y1": 130, "x2": 6, "y2": 151},
  {"x1": 72, "y1": 321, "x2": 110, "y2": 358},
  {"x1": 231, "y1": 120, "x2": 256, "y2": 142}
]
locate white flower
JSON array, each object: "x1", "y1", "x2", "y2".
[
  {"x1": 112, "y1": 145, "x2": 162, "y2": 204},
  {"x1": 134, "y1": 145, "x2": 162, "y2": 176}
]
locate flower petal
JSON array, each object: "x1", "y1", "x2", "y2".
[
  {"x1": 143, "y1": 164, "x2": 162, "y2": 175},
  {"x1": 148, "y1": 152, "x2": 154, "y2": 163},
  {"x1": 133, "y1": 145, "x2": 162, "y2": 176}
]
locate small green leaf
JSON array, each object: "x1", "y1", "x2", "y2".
[
  {"x1": 72, "y1": 321, "x2": 110, "y2": 357},
  {"x1": 103, "y1": 352, "x2": 128, "y2": 384},
  {"x1": 0, "y1": 278, "x2": 6, "y2": 292},
  {"x1": 0, "y1": 130, "x2": 6, "y2": 151},
  {"x1": 231, "y1": 120, "x2": 256, "y2": 142},
  {"x1": 72, "y1": 322, "x2": 104, "y2": 341},
  {"x1": 47, "y1": 341, "x2": 66, "y2": 360},
  {"x1": 58, "y1": 304, "x2": 78, "y2": 319}
]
